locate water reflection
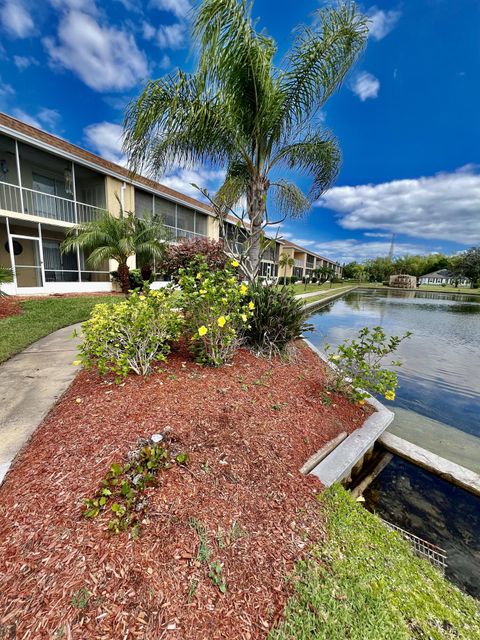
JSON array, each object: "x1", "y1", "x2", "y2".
[
  {"x1": 308, "y1": 289, "x2": 480, "y2": 438},
  {"x1": 364, "y1": 457, "x2": 480, "y2": 597}
]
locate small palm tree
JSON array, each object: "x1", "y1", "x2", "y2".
[
  {"x1": 61, "y1": 208, "x2": 167, "y2": 293},
  {"x1": 279, "y1": 253, "x2": 295, "y2": 285},
  {"x1": 123, "y1": 0, "x2": 368, "y2": 280},
  {"x1": 0, "y1": 265, "x2": 13, "y2": 296}
]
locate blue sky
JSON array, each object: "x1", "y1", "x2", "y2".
[{"x1": 0, "y1": 0, "x2": 479, "y2": 263}]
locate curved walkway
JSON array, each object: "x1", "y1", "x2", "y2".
[{"x1": 0, "y1": 323, "x2": 82, "y2": 484}]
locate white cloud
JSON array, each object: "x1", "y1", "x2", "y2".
[
  {"x1": 84, "y1": 121, "x2": 126, "y2": 164},
  {"x1": 157, "y1": 22, "x2": 186, "y2": 49},
  {"x1": 151, "y1": 0, "x2": 192, "y2": 20},
  {"x1": 161, "y1": 168, "x2": 226, "y2": 199},
  {"x1": 314, "y1": 238, "x2": 423, "y2": 264},
  {"x1": 13, "y1": 55, "x2": 39, "y2": 69},
  {"x1": 11, "y1": 107, "x2": 61, "y2": 133},
  {"x1": 0, "y1": 1, "x2": 34, "y2": 38},
  {"x1": 0, "y1": 78, "x2": 14, "y2": 98},
  {"x1": 364, "y1": 232, "x2": 391, "y2": 238},
  {"x1": 159, "y1": 54, "x2": 171, "y2": 69},
  {"x1": 367, "y1": 6, "x2": 401, "y2": 41},
  {"x1": 44, "y1": 10, "x2": 148, "y2": 92},
  {"x1": 142, "y1": 20, "x2": 156, "y2": 40},
  {"x1": 350, "y1": 71, "x2": 380, "y2": 101},
  {"x1": 49, "y1": 0, "x2": 98, "y2": 12},
  {"x1": 316, "y1": 166, "x2": 480, "y2": 245}
]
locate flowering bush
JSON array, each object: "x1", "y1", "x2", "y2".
[
  {"x1": 325, "y1": 326, "x2": 411, "y2": 404},
  {"x1": 160, "y1": 238, "x2": 229, "y2": 279},
  {"x1": 77, "y1": 288, "x2": 182, "y2": 381},
  {"x1": 178, "y1": 256, "x2": 254, "y2": 365}
]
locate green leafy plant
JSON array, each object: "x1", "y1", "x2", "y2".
[
  {"x1": 110, "y1": 267, "x2": 153, "y2": 291},
  {"x1": 77, "y1": 287, "x2": 182, "y2": 381},
  {"x1": 325, "y1": 326, "x2": 411, "y2": 404},
  {"x1": 189, "y1": 518, "x2": 212, "y2": 564},
  {"x1": 178, "y1": 255, "x2": 254, "y2": 365},
  {"x1": 0, "y1": 265, "x2": 13, "y2": 296},
  {"x1": 71, "y1": 587, "x2": 91, "y2": 610},
  {"x1": 84, "y1": 436, "x2": 189, "y2": 535},
  {"x1": 62, "y1": 207, "x2": 168, "y2": 294},
  {"x1": 246, "y1": 282, "x2": 311, "y2": 357},
  {"x1": 208, "y1": 561, "x2": 227, "y2": 594}
]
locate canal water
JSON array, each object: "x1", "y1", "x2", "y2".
[{"x1": 307, "y1": 288, "x2": 480, "y2": 597}]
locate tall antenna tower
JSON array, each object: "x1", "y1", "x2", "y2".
[{"x1": 388, "y1": 233, "x2": 395, "y2": 261}]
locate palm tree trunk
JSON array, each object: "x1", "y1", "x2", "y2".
[
  {"x1": 117, "y1": 262, "x2": 130, "y2": 294},
  {"x1": 247, "y1": 176, "x2": 267, "y2": 281}
]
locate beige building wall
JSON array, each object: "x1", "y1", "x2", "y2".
[{"x1": 105, "y1": 176, "x2": 135, "y2": 217}]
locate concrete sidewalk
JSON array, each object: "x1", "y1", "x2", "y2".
[{"x1": 0, "y1": 323, "x2": 82, "y2": 484}]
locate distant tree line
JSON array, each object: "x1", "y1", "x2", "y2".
[{"x1": 342, "y1": 247, "x2": 480, "y2": 288}]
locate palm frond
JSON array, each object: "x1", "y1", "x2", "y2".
[
  {"x1": 270, "y1": 180, "x2": 310, "y2": 219},
  {"x1": 279, "y1": 3, "x2": 368, "y2": 131},
  {"x1": 272, "y1": 131, "x2": 341, "y2": 200},
  {"x1": 123, "y1": 72, "x2": 236, "y2": 175}
]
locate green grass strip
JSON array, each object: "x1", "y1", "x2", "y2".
[
  {"x1": 270, "y1": 485, "x2": 480, "y2": 640},
  {"x1": 0, "y1": 296, "x2": 121, "y2": 363}
]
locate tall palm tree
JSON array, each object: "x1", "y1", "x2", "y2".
[
  {"x1": 61, "y1": 209, "x2": 167, "y2": 293},
  {"x1": 279, "y1": 253, "x2": 295, "y2": 285},
  {"x1": 123, "y1": 0, "x2": 368, "y2": 279}
]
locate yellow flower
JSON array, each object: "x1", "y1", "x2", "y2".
[
  {"x1": 358, "y1": 399, "x2": 366, "y2": 406},
  {"x1": 231, "y1": 259, "x2": 239, "y2": 267},
  {"x1": 331, "y1": 354, "x2": 340, "y2": 361},
  {"x1": 217, "y1": 316, "x2": 226, "y2": 327},
  {"x1": 241, "y1": 314, "x2": 247, "y2": 322},
  {"x1": 248, "y1": 301, "x2": 255, "y2": 310},
  {"x1": 239, "y1": 284, "x2": 248, "y2": 295},
  {"x1": 72, "y1": 359, "x2": 82, "y2": 366},
  {"x1": 385, "y1": 390, "x2": 396, "y2": 401},
  {"x1": 139, "y1": 295, "x2": 146, "y2": 300},
  {"x1": 198, "y1": 325, "x2": 208, "y2": 336},
  {"x1": 196, "y1": 272, "x2": 203, "y2": 279}
]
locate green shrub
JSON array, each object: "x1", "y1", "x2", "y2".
[
  {"x1": 0, "y1": 265, "x2": 13, "y2": 296},
  {"x1": 110, "y1": 268, "x2": 153, "y2": 291},
  {"x1": 246, "y1": 282, "x2": 310, "y2": 357},
  {"x1": 178, "y1": 256, "x2": 253, "y2": 365},
  {"x1": 325, "y1": 326, "x2": 411, "y2": 404},
  {"x1": 77, "y1": 287, "x2": 182, "y2": 380}
]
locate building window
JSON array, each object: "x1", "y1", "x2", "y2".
[
  {"x1": 177, "y1": 205, "x2": 195, "y2": 232},
  {"x1": 135, "y1": 189, "x2": 153, "y2": 217},
  {"x1": 195, "y1": 211, "x2": 208, "y2": 235}
]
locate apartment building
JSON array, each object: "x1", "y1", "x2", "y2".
[
  {"x1": 0, "y1": 112, "x2": 340, "y2": 295},
  {"x1": 278, "y1": 240, "x2": 342, "y2": 281}
]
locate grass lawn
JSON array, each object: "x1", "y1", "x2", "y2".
[
  {"x1": 0, "y1": 295, "x2": 123, "y2": 363},
  {"x1": 350, "y1": 281, "x2": 480, "y2": 295},
  {"x1": 270, "y1": 485, "x2": 480, "y2": 640},
  {"x1": 290, "y1": 282, "x2": 350, "y2": 295},
  {"x1": 301, "y1": 284, "x2": 356, "y2": 305}
]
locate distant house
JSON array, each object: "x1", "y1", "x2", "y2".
[{"x1": 418, "y1": 269, "x2": 470, "y2": 287}]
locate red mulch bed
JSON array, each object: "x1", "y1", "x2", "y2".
[
  {"x1": 0, "y1": 342, "x2": 369, "y2": 639},
  {"x1": 0, "y1": 297, "x2": 21, "y2": 319}
]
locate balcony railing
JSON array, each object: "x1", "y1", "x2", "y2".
[
  {"x1": 165, "y1": 225, "x2": 207, "y2": 241},
  {"x1": 294, "y1": 259, "x2": 304, "y2": 267},
  {"x1": 0, "y1": 181, "x2": 103, "y2": 224}
]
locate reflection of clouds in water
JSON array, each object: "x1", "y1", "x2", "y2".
[{"x1": 309, "y1": 290, "x2": 480, "y2": 437}]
